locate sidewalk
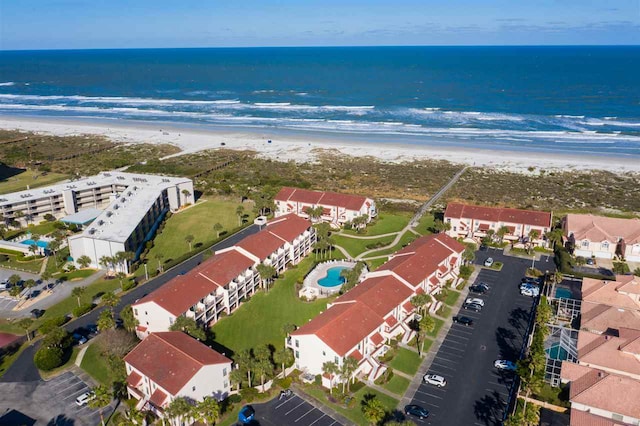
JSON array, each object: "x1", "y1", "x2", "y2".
[
  {"x1": 399, "y1": 265, "x2": 481, "y2": 408},
  {"x1": 292, "y1": 383, "x2": 356, "y2": 426}
]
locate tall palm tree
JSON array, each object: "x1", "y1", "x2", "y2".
[
  {"x1": 17, "y1": 318, "x2": 33, "y2": 342},
  {"x1": 184, "y1": 234, "x2": 195, "y2": 251},
  {"x1": 72, "y1": 286, "x2": 86, "y2": 307},
  {"x1": 253, "y1": 359, "x2": 272, "y2": 392},
  {"x1": 154, "y1": 253, "x2": 165, "y2": 273},
  {"x1": 115, "y1": 251, "x2": 134, "y2": 273},
  {"x1": 341, "y1": 356, "x2": 359, "y2": 392},
  {"x1": 195, "y1": 396, "x2": 220, "y2": 426},
  {"x1": 236, "y1": 205, "x2": 245, "y2": 226},
  {"x1": 164, "y1": 397, "x2": 192, "y2": 426},
  {"x1": 256, "y1": 264, "x2": 277, "y2": 292},
  {"x1": 230, "y1": 368, "x2": 244, "y2": 391},
  {"x1": 102, "y1": 291, "x2": 120, "y2": 311},
  {"x1": 274, "y1": 348, "x2": 294, "y2": 378},
  {"x1": 88, "y1": 385, "x2": 112, "y2": 426},
  {"x1": 181, "y1": 189, "x2": 191, "y2": 205},
  {"x1": 322, "y1": 361, "x2": 339, "y2": 394},
  {"x1": 213, "y1": 222, "x2": 223, "y2": 238},
  {"x1": 235, "y1": 349, "x2": 254, "y2": 387}
]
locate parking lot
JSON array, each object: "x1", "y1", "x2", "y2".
[
  {"x1": 254, "y1": 392, "x2": 343, "y2": 426},
  {"x1": 0, "y1": 371, "x2": 112, "y2": 425},
  {"x1": 0, "y1": 295, "x2": 18, "y2": 311},
  {"x1": 407, "y1": 250, "x2": 538, "y2": 426}
]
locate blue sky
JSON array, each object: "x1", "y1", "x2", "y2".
[{"x1": 1, "y1": 0, "x2": 638, "y2": 49}]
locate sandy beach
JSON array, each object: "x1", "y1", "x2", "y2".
[{"x1": 1, "y1": 115, "x2": 639, "y2": 174}]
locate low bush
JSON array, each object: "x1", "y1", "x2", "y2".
[
  {"x1": 228, "y1": 394, "x2": 242, "y2": 404},
  {"x1": 72, "y1": 303, "x2": 94, "y2": 318},
  {"x1": 122, "y1": 279, "x2": 137, "y2": 291},
  {"x1": 274, "y1": 376, "x2": 292, "y2": 389},
  {"x1": 459, "y1": 265, "x2": 473, "y2": 280},
  {"x1": 34, "y1": 346, "x2": 64, "y2": 371},
  {"x1": 240, "y1": 387, "x2": 259, "y2": 402},
  {"x1": 38, "y1": 316, "x2": 68, "y2": 334}
]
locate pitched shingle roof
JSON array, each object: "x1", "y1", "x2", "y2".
[
  {"x1": 275, "y1": 187, "x2": 369, "y2": 211},
  {"x1": 124, "y1": 332, "x2": 231, "y2": 395},
  {"x1": 582, "y1": 277, "x2": 640, "y2": 310},
  {"x1": 581, "y1": 302, "x2": 640, "y2": 334},
  {"x1": 445, "y1": 202, "x2": 552, "y2": 228},
  {"x1": 565, "y1": 214, "x2": 640, "y2": 245}
]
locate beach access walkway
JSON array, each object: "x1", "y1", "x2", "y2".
[{"x1": 333, "y1": 166, "x2": 468, "y2": 261}]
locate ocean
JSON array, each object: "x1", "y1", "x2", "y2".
[{"x1": 0, "y1": 46, "x2": 639, "y2": 157}]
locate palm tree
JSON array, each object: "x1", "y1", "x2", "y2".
[
  {"x1": 120, "y1": 305, "x2": 139, "y2": 332},
  {"x1": 102, "y1": 291, "x2": 120, "y2": 311},
  {"x1": 17, "y1": 318, "x2": 33, "y2": 342},
  {"x1": 340, "y1": 356, "x2": 359, "y2": 392},
  {"x1": 115, "y1": 251, "x2": 134, "y2": 273},
  {"x1": 24, "y1": 279, "x2": 36, "y2": 298},
  {"x1": 361, "y1": 395, "x2": 386, "y2": 425},
  {"x1": 496, "y1": 225, "x2": 510, "y2": 243},
  {"x1": 99, "y1": 256, "x2": 114, "y2": 274},
  {"x1": 13, "y1": 210, "x2": 24, "y2": 226},
  {"x1": 213, "y1": 222, "x2": 223, "y2": 238},
  {"x1": 165, "y1": 397, "x2": 192, "y2": 426},
  {"x1": 274, "y1": 348, "x2": 294, "y2": 378},
  {"x1": 230, "y1": 368, "x2": 244, "y2": 391},
  {"x1": 196, "y1": 396, "x2": 220, "y2": 426},
  {"x1": 462, "y1": 245, "x2": 476, "y2": 265},
  {"x1": 72, "y1": 286, "x2": 86, "y2": 307},
  {"x1": 236, "y1": 205, "x2": 245, "y2": 226},
  {"x1": 410, "y1": 294, "x2": 431, "y2": 315},
  {"x1": 181, "y1": 189, "x2": 192, "y2": 205},
  {"x1": 235, "y1": 349, "x2": 254, "y2": 387},
  {"x1": 416, "y1": 315, "x2": 435, "y2": 356},
  {"x1": 256, "y1": 264, "x2": 277, "y2": 292},
  {"x1": 529, "y1": 229, "x2": 540, "y2": 241},
  {"x1": 41, "y1": 271, "x2": 52, "y2": 284},
  {"x1": 88, "y1": 385, "x2": 112, "y2": 426},
  {"x1": 77, "y1": 255, "x2": 92, "y2": 269},
  {"x1": 184, "y1": 234, "x2": 195, "y2": 251},
  {"x1": 125, "y1": 407, "x2": 146, "y2": 425},
  {"x1": 322, "y1": 361, "x2": 339, "y2": 394},
  {"x1": 97, "y1": 309, "x2": 116, "y2": 331},
  {"x1": 253, "y1": 344, "x2": 271, "y2": 364},
  {"x1": 154, "y1": 252, "x2": 165, "y2": 273},
  {"x1": 254, "y1": 358, "x2": 272, "y2": 392}
]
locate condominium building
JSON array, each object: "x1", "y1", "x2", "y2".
[
  {"x1": 0, "y1": 171, "x2": 194, "y2": 273},
  {"x1": 287, "y1": 233, "x2": 464, "y2": 387},
  {"x1": 132, "y1": 214, "x2": 315, "y2": 338},
  {"x1": 444, "y1": 202, "x2": 552, "y2": 246},
  {"x1": 274, "y1": 187, "x2": 377, "y2": 227},
  {"x1": 563, "y1": 214, "x2": 640, "y2": 261},
  {"x1": 124, "y1": 332, "x2": 232, "y2": 416},
  {"x1": 560, "y1": 275, "x2": 640, "y2": 425}
]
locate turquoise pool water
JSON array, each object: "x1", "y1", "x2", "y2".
[
  {"x1": 546, "y1": 343, "x2": 569, "y2": 361},
  {"x1": 21, "y1": 239, "x2": 49, "y2": 248},
  {"x1": 555, "y1": 287, "x2": 572, "y2": 299},
  {"x1": 318, "y1": 266, "x2": 349, "y2": 288}
]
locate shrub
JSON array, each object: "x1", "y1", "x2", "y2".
[
  {"x1": 240, "y1": 387, "x2": 259, "y2": 402},
  {"x1": 122, "y1": 279, "x2": 137, "y2": 291},
  {"x1": 72, "y1": 303, "x2": 94, "y2": 318},
  {"x1": 314, "y1": 374, "x2": 322, "y2": 386},
  {"x1": 613, "y1": 262, "x2": 630, "y2": 274},
  {"x1": 389, "y1": 338, "x2": 399, "y2": 349},
  {"x1": 274, "y1": 376, "x2": 293, "y2": 389},
  {"x1": 459, "y1": 265, "x2": 473, "y2": 279},
  {"x1": 228, "y1": 394, "x2": 242, "y2": 404},
  {"x1": 34, "y1": 346, "x2": 64, "y2": 371},
  {"x1": 38, "y1": 316, "x2": 68, "y2": 334},
  {"x1": 0, "y1": 254, "x2": 8, "y2": 262},
  {"x1": 350, "y1": 380, "x2": 365, "y2": 393}
]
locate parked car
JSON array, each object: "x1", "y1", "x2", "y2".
[
  {"x1": 521, "y1": 287, "x2": 539, "y2": 297},
  {"x1": 75, "y1": 391, "x2": 94, "y2": 406},
  {"x1": 423, "y1": 374, "x2": 447, "y2": 387},
  {"x1": 238, "y1": 405, "x2": 255, "y2": 424},
  {"x1": 73, "y1": 333, "x2": 88, "y2": 345},
  {"x1": 586, "y1": 258, "x2": 595, "y2": 265},
  {"x1": 484, "y1": 257, "x2": 494, "y2": 267},
  {"x1": 464, "y1": 302, "x2": 482, "y2": 312},
  {"x1": 494, "y1": 360, "x2": 518, "y2": 371},
  {"x1": 521, "y1": 277, "x2": 538, "y2": 285},
  {"x1": 520, "y1": 282, "x2": 539, "y2": 291},
  {"x1": 477, "y1": 282, "x2": 490, "y2": 291},
  {"x1": 0, "y1": 281, "x2": 11, "y2": 290},
  {"x1": 469, "y1": 284, "x2": 487, "y2": 294},
  {"x1": 452, "y1": 316, "x2": 474, "y2": 326},
  {"x1": 465, "y1": 297, "x2": 485, "y2": 307},
  {"x1": 404, "y1": 404, "x2": 430, "y2": 419},
  {"x1": 86, "y1": 324, "x2": 99, "y2": 337},
  {"x1": 30, "y1": 309, "x2": 44, "y2": 318}
]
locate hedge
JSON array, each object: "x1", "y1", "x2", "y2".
[
  {"x1": 38, "y1": 315, "x2": 69, "y2": 334},
  {"x1": 72, "y1": 303, "x2": 94, "y2": 318},
  {"x1": 34, "y1": 346, "x2": 65, "y2": 371}
]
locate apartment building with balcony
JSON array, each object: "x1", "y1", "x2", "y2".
[
  {"x1": 274, "y1": 186, "x2": 376, "y2": 227},
  {"x1": 287, "y1": 233, "x2": 464, "y2": 387},
  {"x1": 124, "y1": 332, "x2": 232, "y2": 417},
  {"x1": 563, "y1": 214, "x2": 640, "y2": 261},
  {"x1": 132, "y1": 214, "x2": 315, "y2": 338},
  {"x1": 444, "y1": 202, "x2": 552, "y2": 246}
]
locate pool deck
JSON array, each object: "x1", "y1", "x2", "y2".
[{"x1": 302, "y1": 260, "x2": 357, "y2": 298}]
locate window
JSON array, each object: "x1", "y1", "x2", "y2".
[
  {"x1": 334, "y1": 356, "x2": 339, "y2": 364},
  {"x1": 134, "y1": 309, "x2": 138, "y2": 316},
  {"x1": 601, "y1": 241, "x2": 610, "y2": 250},
  {"x1": 322, "y1": 351, "x2": 326, "y2": 356},
  {"x1": 145, "y1": 311, "x2": 148, "y2": 315},
  {"x1": 169, "y1": 317, "x2": 174, "y2": 325},
  {"x1": 224, "y1": 381, "x2": 228, "y2": 388},
  {"x1": 223, "y1": 368, "x2": 227, "y2": 376},
  {"x1": 295, "y1": 351, "x2": 299, "y2": 359},
  {"x1": 453, "y1": 226, "x2": 457, "y2": 231},
  {"x1": 582, "y1": 240, "x2": 589, "y2": 248},
  {"x1": 295, "y1": 339, "x2": 299, "y2": 348},
  {"x1": 192, "y1": 386, "x2": 196, "y2": 392}
]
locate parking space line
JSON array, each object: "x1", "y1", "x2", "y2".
[
  {"x1": 285, "y1": 401, "x2": 306, "y2": 415},
  {"x1": 430, "y1": 361, "x2": 457, "y2": 370},
  {"x1": 57, "y1": 381, "x2": 85, "y2": 395},
  {"x1": 415, "y1": 389, "x2": 444, "y2": 399},
  {"x1": 442, "y1": 337, "x2": 467, "y2": 346},
  {"x1": 62, "y1": 388, "x2": 90, "y2": 401},
  {"x1": 308, "y1": 414, "x2": 326, "y2": 426},
  {"x1": 440, "y1": 343, "x2": 465, "y2": 351},
  {"x1": 436, "y1": 349, "x2": 463, "y2": 358},
  {"x1": 295, "y1": 407, "x2": 316, "y2": 423},
  {"x1": 275, "y1": 396, "x2": 298, "y2": 409},
  {"x1": 433, "y1": 355, "x2": 458, "y2": 363},
  {"x1": 327, "y1": 421, "x2": 337, "y2": 426},
  {"x1": 449, "y1": 328, "x2": 473, "y2": 336}
]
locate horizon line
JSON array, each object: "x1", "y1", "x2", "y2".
[{"x1": 1, "y1": 43, "x2": 640, "y2": 53}]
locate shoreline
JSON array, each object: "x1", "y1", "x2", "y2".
[{"x1": 1, "y1": 115, "x2": 639, "y2": 174}]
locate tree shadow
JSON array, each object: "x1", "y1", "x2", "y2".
[
  {"x1": 473, "y1": 390, "x2": 506, "y2": 426},
  {"x1": 495, "y1": 326, "x2": 518, "y2": 360},
  {"x1": 508, "y1": 307, "x2": 529, "y2": 339}
]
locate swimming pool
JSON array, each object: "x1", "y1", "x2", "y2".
[
  {"x1": 20, "y1": 239, "x2": 49, "y2": 248},
  {"x1": 318, "y1": 266, "x2": 348, "y2": 288},
  {"x1": 546, "y1": 343, "x2": 569, "y2": 361},
  {"x1": 555, "y1": 287, "x2": 572, "y2": 299}
]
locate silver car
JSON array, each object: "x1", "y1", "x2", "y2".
[{"x1": 423, "y1": 374, "x2": 447, "y2": 387}]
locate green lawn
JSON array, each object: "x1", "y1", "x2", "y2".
[
  {"x1": 388, "y1": 347, "x2": 422, "y2": 376},
  {"x1": 55, "y1": 269, "x2": 96, "y2": 282},
  {"x1": 332, "y1": 234, "x2": 396, "y2": 258},
  {"x1": 383, "y1": 374, "x2": 411, "y2": 395},
  {"x1": 367, "y1": 257, "x2": 389, "y2": 271},
  {"x1": 427, "y1": 318, "x2": 445, "y2": 339},
  {"x1": 0, "y1": 255, "x2": 45, "y2": 274},
  {"x1": 80, "y1": 341, "x2": 112, "y2": 385},
  {"x1": 363, "y1": 231, "x2": 417, "y2": 258},
  {"x1": 212, "y1": 255, "x2": 337, "y2": 354},
  {"x1": 414, "y1": 213, "x2": 435, "y2": 236},
  {"x1": 422, "y1": 338, "x2": 433, "y2": 354},
  {"x1": 341, "y1": 212, "x2": 410, "y2": 236},
  {"x1": 5, "y1": 220, "x2": 61, "y2": 240},
  {"x1": 144, "y1": 197, "x2": 251, "y2": 269},
  {"x1": 304, "y1": 384, "x2": 399, "y2": 425},
  {"x1": 0, "y1": 169, "x2": 68, "y2": 195},
  {"x1": 444, "y1": 290, "x2": 460, "y2": 306}
]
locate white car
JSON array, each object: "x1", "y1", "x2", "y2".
[
  {"x1": 520, "y1": 282, "x2": 538, "y2": 291},
  {"x1": 494, "y1": 360, "x2": 517, "y2": 371},
  {"x1": 465, "y1": 297, "x2": 485, "y2": 307},
  {"x1": 521, "y1": 287, "x2": 539, "y2": 297},
  {"x1": 484, "y1": 258, "x2": 494, "y2": 267},
  {"x1": 423, "y1": 374, "x2": 447, "y2": 387},
  {"x1": 75, "y1": 391, "x2": 95, "y2": 406},
  {"x1": 253, "y1": 216, "x2": 268, "y2": 226}
]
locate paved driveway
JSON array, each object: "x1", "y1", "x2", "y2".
[
  {"x1": 254, "y1": 392, "x2": 343, "y2": 426},
  {"x1": 0, "y1": 371, "x2": 113, "y2": 425},
  {"x1": 407, "y1": 250, "x2": 538, "y2": 425}
]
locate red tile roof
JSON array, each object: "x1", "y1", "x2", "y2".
[
  {"x1": 265, "y1": 213, "x2": 313, "y2": 244},
  {"x1": 371, "y1": 333, "x2": 384, "y2": 346},
  {"x1": 580, "y1": 302, "x2": 640, "y2": 333},
  {"x1": 134, "y1": 249, "x2": 255, "y2": 316},
  {"x1": 565, "y1": 214, "x2": 640, "y2": 245},
  {"x1": 445, "y1": 202, "x2": 551, "y2": 228},
  {"x1": 124, "y1": 332, "x2": 231, "y2": 395},
  {"x1": 349, "y1": 349, "x2": 363, "y2": 361},
  {"x1": 385, "y1": 316, "x2": 398, "y2": 327},
  {"x1": 333, "y1": 275, "x2": 413, "y2": 317},
  {"x1": 149, "y1": 388, "x2": 168, "y2": 407},
  {"x1": 577, "y1": 330, "x2": 640, "y2": 376},
  {"x1": 126, "y1": 371, "x2": 142, "y2": 387},
  {"x1": 275, "y1": 187, "x2": 369, "y2": 211},
  {"x1": 236, "y1": 230, "x2": 286, "y2": 261},
  {"x1": 379, "y1": 233, "x2": 464, "y2": 286},
  {"x1": 402, "y1": 301, "x2": 414, "y2": 312},
  {"x1": 569, "y1": 409, "x2": 626, "y2": 426},
  {"x1": 136, "y1": 325, "x2": 147, "y2": 333}
]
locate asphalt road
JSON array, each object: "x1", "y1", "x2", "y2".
[
  {"x1": 252, "y1": 392, "x2": 344, "y2": 426},
  {"x1": 407, "y1": 248, "x2": 542, "y2": 426},
  {"x1": 0, "y1": 224, "x2": 260, "y2": 383}
]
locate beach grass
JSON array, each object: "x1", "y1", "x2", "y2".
[{"x1": 0, "y1": 169, "x2": 68, "y2": 195}]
